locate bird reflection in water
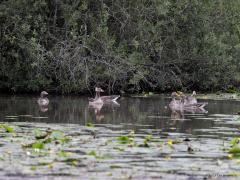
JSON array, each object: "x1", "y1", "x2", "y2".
[
  {"x1": 39, "y1": 105, "x2": 49, "y2": 112},
  {"x1": 169, "y1": 91, "x2": 208, "y2": 120},
  {"x1": 89, "y1": 102, "x2": 105, "y2": 121},
  {"x1": 170, "y1": 103, "x2": 208, "y2": 134},
  {"x1": 89, "y1": 101, "x2": 120, "y2": 122},
  {"x1": 170, "y1": 106, "x2": 208, "y2": 120},
  {"x1": 170, "y1": 109, "x2": 185, "y2": 120}
]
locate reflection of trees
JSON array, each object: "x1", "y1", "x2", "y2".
[{"x1": 1, "y1": 96, "x2": 240, "y2": 133}]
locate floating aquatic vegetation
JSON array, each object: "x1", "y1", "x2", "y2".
[
  {"x1": 116, "y1": 130, "x2": 136, "y2": 145},
  {"x1": 32, "y1": 141, "x2": 45, "y2": 150},
  {"x1": 33, "y1": 129, "x2": 49, "y2": 139},
  {"x1": 138, "y1": 135, "x2": 152, "y2": 147},
  {"x1": 86, "y1": 123, "x2": 95, "y2": 128},
  {"x1": 229, "y1": 147, "x2": 240, "y2": 155},
  {"x1": 23, "y1": 129, "x2": 70, "y2": 153},
  {"x1": 58, "y1": 151, "x2": 71, "y2": 158},
  {"x1": 229, "y1": 137, "x2": 240, "y2": 158},
  {"x1": 0, "y1": 124, "x2": 15, "y2": 133},
  {"x1": 113, "y1": 147, "x2": 125, "y2": 151},
  {"x1": 110, "y1": 165, "x2": 122, "y2": 169},
  {"x1": 87, "y1": 150, "x2": 108, "y2": 160},
  {"x1": 117, "y1": 136, "x2": 134, "y2": 145},
  {"x1": 0, "y1": 118, "x2": 239, "y2": 179}
]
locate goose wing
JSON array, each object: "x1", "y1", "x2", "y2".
[{"x1": 101, "y1": 95, "x2": 120, "y2": 102}]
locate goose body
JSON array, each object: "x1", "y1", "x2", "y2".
[
  {"x1": 100, "y1": 95, "x2": 120, "y2": 102},
  {"x1": 169, "y1": 92, "x2": 184, "y2": 111},
  {"x1": 37, "y1": 91, "x2": 49, "y2": 106},
  {"x1": 93, "y1": 87, "x2": 120, "y2": 103},
  {"x1": 88, "y1": 97, "x2": 104, "y2": 105},
  {"x1": 182, "y1": 91, "x2": 208, "y2": 108},
  {"x1": 184, "y1": 91, "x2": 197, "y2": 105}
]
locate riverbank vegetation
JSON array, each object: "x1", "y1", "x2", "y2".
[{"x1": 1, "y1": 0, "x2": 240, "y2": 94}]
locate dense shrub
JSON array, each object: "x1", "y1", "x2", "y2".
[{"x1": 0, "y1": 0, "x2": 240, "y2": 93}]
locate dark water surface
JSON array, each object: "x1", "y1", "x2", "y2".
[{"x1": 0, "y1": 94, "x2": 240, "y2": 179}]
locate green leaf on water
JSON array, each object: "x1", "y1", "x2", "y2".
[
  {"x1": 87, "y1": 150, "x2": 106, "y2": 159},
  {"x1": 58, "y1": 151, "x2": 71, "y2": 158},
  {"x1": 110, "y1": 165, "x2": 122, "y2": 169},
  {"x1": 230, "y1": 138, "x2": 240, "y2": 146},
  {"x1": 62, "y1": 158, "x2": 80, "y2": 166},
  {"x1": 33, "y1": 129, "x2": 48, "y2": 139},
  {"x1": 60, "y1": 137, "x2": 71, "y2": 144},
  {"x1": 30, "y1": 166, "x2": 37, "y2": 171},
  {"x1": 71, "y1": 160, "x2": 78, "y2": 166},
  {"x1": 87, "y1": 123, "x2": 95, "y2": 127},
  {"x1": 88, "y1": 150, "x2": 97, "y2": 157},
  {"x1": 229, "y1": 146, "x2": 240, "y2": 154},
  {"x1": 50, "y1": 130, "x2": 64, "y2": 140},
  {"x1": 113, "y1": 147, "x2": 125, "y2": 151},
  {"x1": 117, "y1": 136, "x2": 132, "y2": 144},
  {"x1": 42, "y1": 130, "x2": 70, "y2": 144},
  {"x1": 0, "y1": 124, "x2": 14, "y2": 133},
  {"x1": 32, "y1": 142, "x2": 45, "y2": 149}
]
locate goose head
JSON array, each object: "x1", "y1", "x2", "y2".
[
  {"x1": 40, "y1": 91, "x2": 48, "y2": 98},
  {"x1": 192, "y1": 91, "x2": 197, "y2": 96},
  {"x1": 95, "y1": 87, "x2": 104, "y2": 92}
]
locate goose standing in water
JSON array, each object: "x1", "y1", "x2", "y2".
[
  {"x1": 92, "y1": 87, "x2": 120, "y2": 103},
  {"x1": 37, "y1": 91, "x2": 49, "y2": 106}
]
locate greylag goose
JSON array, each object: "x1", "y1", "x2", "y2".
[
  {"x1": 169, "y1": 91, "x2": 208, "y2": 116},
  {"x1": 37, "y1": 91, "x2": 49, "y2": 106},
  {"x1": 88, "y1": 88, "x2": 104, "y2": 105},
  {"x1": 182, "y1": 91, "x2": 207, "y2": 108},
  {"x1": 94, "y1": 87, "x2": 120, "y2": 102},
  {"x1": 169, "y1": 92, "x2": 184, "y2": 111}
]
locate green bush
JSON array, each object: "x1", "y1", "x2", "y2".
[{"x1": 0, "y1": 0, "x2": 239, "y2": 93}]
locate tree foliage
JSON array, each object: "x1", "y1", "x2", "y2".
[{"x1": 0, "y1": 0, "x2": 240, "y2": 93}]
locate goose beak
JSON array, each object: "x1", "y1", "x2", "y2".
[
  {"x1": 41, "y1": 91, "x2": 48, "y2": 96},
  {"x1": 95, "y1": 87, "x2": 104, "y2": 92}
]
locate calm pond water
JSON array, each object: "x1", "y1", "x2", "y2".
[{"x1": 0, "y1": 94, "x2": 240, "y2": 179}]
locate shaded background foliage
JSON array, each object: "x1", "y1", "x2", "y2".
[{"x1": 0, "y1": 0, "x2": 240, "y2": 93}]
